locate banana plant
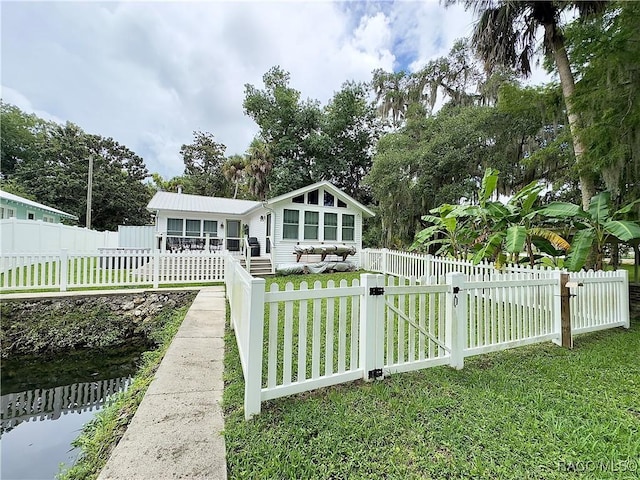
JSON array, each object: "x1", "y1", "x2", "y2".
[
  {"x1": 413, "y1": 168, "x2": 571, "y2": 268},
  {"x1": 538, "y1": 192, "x2": 640, "y2": 271},
  {"x1": 468, "y1": 170, "x2": 570, "y2": 268},
  {"x1": 410, "y1": 203, "x2": 475, "y2": 259}
]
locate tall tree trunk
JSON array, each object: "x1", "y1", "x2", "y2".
[{"x1": 546, "y1": 24, "x2": 595, "y2": 210}]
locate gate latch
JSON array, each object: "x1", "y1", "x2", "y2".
[{"x1": 369, "y1": 287, "x2": 385, "y2": 296}]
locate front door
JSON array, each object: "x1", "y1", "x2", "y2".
[{"x1": 226, "y1": 220, "x2": 241, "y2": 251}]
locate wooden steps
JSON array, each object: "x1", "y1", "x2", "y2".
[{"x1": 240, "y1": 257, "x2": 274, "y2": 277}]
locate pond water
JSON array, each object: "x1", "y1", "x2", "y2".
[{"x1": 1, "y1": 345, "x2": 147, "y2": 480}]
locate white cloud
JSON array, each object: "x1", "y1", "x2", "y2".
[{"x1": 1, "y1": 1, "x2": 549, "y2": 180}]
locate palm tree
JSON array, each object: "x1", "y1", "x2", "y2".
[
  {"x1": 222, "y1": 155, "x2": 246, "y2": 199},
  {"x1": 245, "y1": 139, "x2": 273, "y2": 201},
  {"x1": 455, "y1": 0, "x2": 608, "y2": 210}
]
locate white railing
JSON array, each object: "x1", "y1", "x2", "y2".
[
  {"x1": 225, "y1": 255, "x2": 265, "y2": 417},
  {"x1": 229, "y1": 265, "x2": 630, "y2": 419},
  {"x1": 243, "y1": 236, "x2": 251, "y2": 273},
  {"x1": 361, "y1": 248, "x2": 558, "y2": 282},
  {"x1": 362, "y1": 248, "x2": 630, "y2": 334},
  {"x1": 1, "y1": 250, "x2": 227, "y2": 291},
  {"x1": 262, "y1": 279, "x2": 363, "y2": 403},
  {"x1": 463, "y1": 272, "x2": 561, "y2": 356},
  {"x1": 570, "y1": 269, "x2": 630, "y2": 334}
]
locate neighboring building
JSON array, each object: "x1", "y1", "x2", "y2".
[
  {"x1": 0, "y1": 190, "x2": 78, "y2": 223},
  {"x1": 147, "y1": 181, "x2": 375, "y2": 269}
]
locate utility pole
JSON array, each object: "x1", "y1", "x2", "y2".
[{"x1": 86, "y1": 155, "x2": 93, "y2": 229}]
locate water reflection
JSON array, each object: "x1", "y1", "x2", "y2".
[
  {"x1": 1, "y1": 347, "x2": 143, "y2": 480},
  {"x1": 1, "y1": 376, "x2": 132, "y2": 434}
]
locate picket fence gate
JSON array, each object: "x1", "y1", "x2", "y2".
[{"x1": 226, "y1": 252, "x2": 630, "y2": 419}]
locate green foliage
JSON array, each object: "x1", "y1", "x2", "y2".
[
  {"x1": 410, "y1": 204, "x2": 474, "y2": 259},
  {"x1": 245, "y1": 138, "x2": 273, "y2": 201},
  {"x1": 0, "y1": 101, "x2": 49, "y2": 177},
  {"x1": 222, "y1": 154, "x2": 248, "y2": 199},
  {"x1": 180, "y1": 131, "x2": 230, "y2": 197},
  {"x1": 243, "y1": 68, "x2": 381, "y2": 202},
  {"x1": 541, "y1": 192, "x2": 640, "y2": 271},
  {"x1": 314, "y1": 81, "x2": 382, "y2": 204},
  {"x1": 413, "y1": 169, "x2": 575, "y2": 268},
  {"x1": 366, "y1": 105, "x2": 494, "y2": 247},
  {"x1": 243, "y1": 66, "x2": 323, "y2": 196},
  {"x1": 147, "y1": 173, "x2": 196, "y2": 194},
  {"x1": 7, "y1": 117, "x2": 152, "y2": 230},
  {"x1": 565, "y1": 1, "x2": 640, "y2": 203}
]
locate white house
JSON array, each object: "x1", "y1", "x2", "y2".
[{"x1": 147, "y1": 181, "x2": 375, "y2": 271}]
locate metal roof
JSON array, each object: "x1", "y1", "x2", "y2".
[
  {"x1": 147, "y1": 191, "x2": 263, "y2": 216},
  {"x1": 0, "y1": 190, "x2": 79, "y2": 219}
]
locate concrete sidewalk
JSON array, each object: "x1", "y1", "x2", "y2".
[{"x1": 97, "y1": 286, "x2": 227, "y2": 480}]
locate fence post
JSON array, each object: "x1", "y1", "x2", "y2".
[
  {"x1": 152, "y1": 250, "x2": 159, "y2": 289},
  {"x1": 620, "y1": 269, "x2": 630, "y2": 329},
  {"x1": 360, "y1": 273, "x2": 386, "y2": 380},
  {"x1": 244, "y1": 277, "x2": 265, "y2": 419},
  {"x1": 381, "y1": 248, "x2": 388, "y2": 275},
  {"x1": 60, "y1": 249, "x2": 68, "y2": 292},
  {"x1": 559, "y1": 273, "x2": 573, "y2": 349},
  {"x1": 426, "y1": 254, "x2": 433, "y2": 279},
  {"x1": 445, "y1": 272, "x2": 466, "y2": 370}
]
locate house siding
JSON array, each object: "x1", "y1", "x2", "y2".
[
  {"x1": 269, "y1": 191, "x2": 364, "y2": 268},
  {"x1": 1, "y1": 200, "x2": 64, "y2": 223}
]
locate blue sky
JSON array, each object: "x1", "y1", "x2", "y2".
[{"x1": 1, "y1": 1, "x2": 500, "y2": 179}]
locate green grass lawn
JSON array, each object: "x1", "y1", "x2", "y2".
[{"x1": 223, "y1": 273, "x2": 640, "y2": 479}]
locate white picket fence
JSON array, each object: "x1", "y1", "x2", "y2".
[
  {"x1": 0, "y1": 250, "x2": 227, "y2": 291},
  {"x1": 228, "y1": 251, "x2": 630, "y2": 418},
  {"x1": 361, "y1": 248, "x2": 630, "y2": 335},
  {"x1": 361, "y1": 248, "x2": 561, "y2": 281}
]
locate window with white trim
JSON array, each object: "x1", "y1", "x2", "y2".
[
  {"x1": 324, "y1": 191, "x2": 335, "y2": 207},
  {"x1": 304, "y1": 211, "x2": 319, "y2": 240},
  {"x1": 43, "y1": 215, "x2": 55, "y2": 223},
  {"x1": 307, "y1": 189, "x2": 319, "y2": 205},
  {"x1": 1, "y1": 207, "x2": 15, "y2": 219},
  {"x1": 283, "y1": 209, "x2": 299, "y2": 239},
  {"x1": 27, "y1": 212, "x2": 36, "y2": 220},
  {"x1": 342, "y1": 214, "x2": 355, "y2": 241},
  {"x1": 324, "y1": 212, "x2": 337, "y2": 241},
  {"x1": 167, "y1": 218, "x2": 183, "y2": 236},
  {"x1": 186, "y1": 219, "x2": 201, "y2": 237},
  {"x1": 203, "y1": 220, "x2": 218, "y2": 237}
]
